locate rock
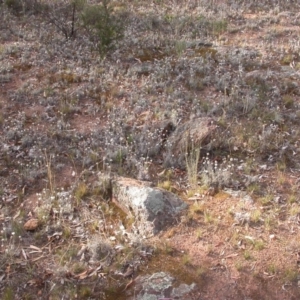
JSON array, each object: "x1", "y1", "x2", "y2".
[
  {"x1": 187, "y1": 41, "x2": 213, "y2": 48},
  {"x1": 234, "y1": 212, "x2": 250, "y2": 225},
  {"x1": 164, "y1": 117, "x2": 217, "y2": 167},
  {"x1": 112, "y1": 177, "x2": 187, "y2": 238},
  {"x1": 24, "y1": 219, "x2": 39, "y2": 231},
  {"x1": 129, "y1": 272, "x2": 196, "y2": 300},
  {"x1": 172, "y1": 283, "x2": 197, "y2": 298},
  {"x1": 125, "y1": 119, "x2": 176, "y2": 159}
]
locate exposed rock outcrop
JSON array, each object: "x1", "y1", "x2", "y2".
[
  {"x1": 164, "y1": 117, "x2": 217, "y2": 167},
  {"x1": 112, "y1": 177, "x2": 187, "y2": 238},
  {"x1": 128, "y1": 272, "x2": 196, "y2": 300}
]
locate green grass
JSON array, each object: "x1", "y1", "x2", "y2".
[
  {"x1": 2, "y1": 287, "x2": 14, "y2": 300},
  {"x1": 283, "y1": 268, "x2": 298, "y2": 282},
  {"x1": 254, "y1": 240, "x2": 265, "y2": 251},
  {"x1": 204, "y1": 210, "x2": 214, "y2": 224},
  {"x1": 250, "y1": 209, "x2": 262, "y2": 224},
  {"x1": 243, "y1": 250, "x2": 252, "y2": 260},
  {"x1": 74, "y1": 182, "x2": 89, "y2": 203}
]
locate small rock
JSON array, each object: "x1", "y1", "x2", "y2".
[
  {"x1": 259, "y1": 164, "x2": 268, "y2": 170},
  {"x1": 24, "y1": 219, "x2": 39, "y2": 231},
  {"x1": 131, "y1": 272, "x2": 196, "y2": 300},
  {"x1": 171, "y1": 282, "x2": 197, "y2": 298},
  {"x1": 234, "y1": 212, "x2": 250, "y2": 224},
  {"x1": 269, "y1": 234, "x2": 276, "y2": 240},
  {"x1": 164, "y1": 117, "x2": 217, "y2": 167}
]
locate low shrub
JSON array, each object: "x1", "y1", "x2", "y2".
[{"x1": 81, "y1": 0, "x2": 124, "y2": 58}]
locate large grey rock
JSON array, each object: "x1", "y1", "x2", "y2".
[{"x1": 112, "y1": 177, "x2": 187, "y2": 238}]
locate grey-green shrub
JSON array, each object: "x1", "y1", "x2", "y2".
[{"x1": 81, "y1": 0, "x2": 124, "y2": 58}]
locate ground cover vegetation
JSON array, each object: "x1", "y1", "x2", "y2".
[{"x1": 1, "y1": 0, "x2": 300, "y2": 298}]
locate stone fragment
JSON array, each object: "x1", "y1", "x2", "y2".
[
  {"x1": 129, "y1": 272, "x2": 196, "y2": 300},
  {"x1": 24, "y1": 219, "x2": 39, "y2": 231},
  {"x1": 164, "y1": 117, "x2": 217, "y2": 167}
]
